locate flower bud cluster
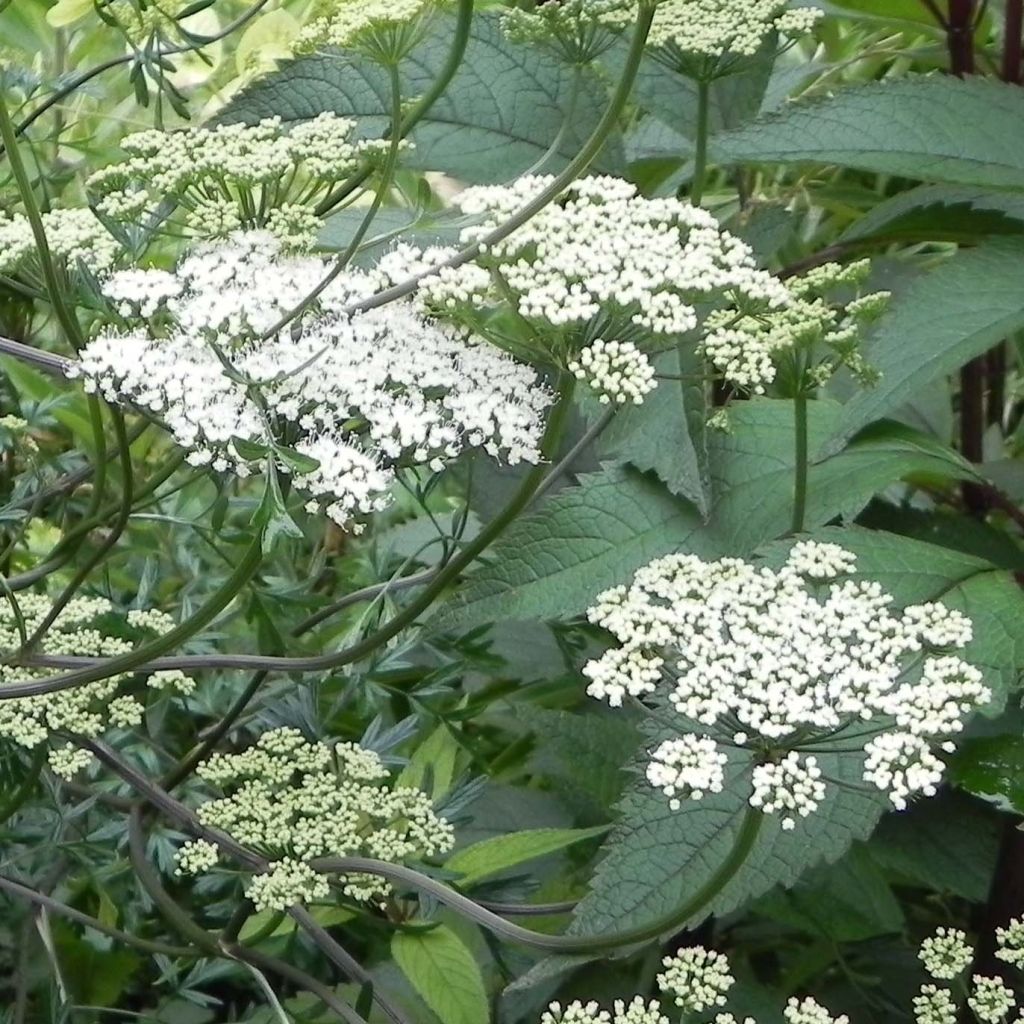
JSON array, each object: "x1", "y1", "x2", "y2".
[
  {"x1": 71, "y1": 231, "x2": 551, "y2": 530},
  {"x1": 568, "y1": 339, "x2": 657, "y2": 405},
  {"x1": 0, "y1": 207, "x2": 118, "y2": 279},
  {"x1": 89, "y1": 114, "x2": 392, "y2": 248},
  {"x1": 0, "y1": 596, "x2": 194, "y2": 777},
  {"x1": 420, "y1": 175, "x2": 790, "y2": 360},
  {"x1": 784, "y1": 997, "x2": 849, "y2": 1024},
  {"x1": 702, "y1": 260, "x2": 889, "y2": 394},
  {"x1": 178, "y1": 727, "x2": 455, "y2": 911},
  {"x1": 919, "y1": 928, "x2": 974, "y2": 980},
  {"x1": 539, "y1": 946, "x2": 732, "y2": 1024},
  {"x1": 583, "y1": 540, "x2": 988, "y2": 826},
  {"x1": 913, "y1": 985, "x2": 957, "y2": 1024},
  {"x1": 296, "y1": 0, "x2": 438, "y2": 57},
  {"x1": 997, "y1": 918, "x2": 1024, "y2": 968},
  {"x1": 969, "y1": 977, "x2": 1016, "y2": 1023},
  {"x1": 648, "y1": 0, "x2": 822, "y2": 67},
  {"x1": 502, "y1": 0, "x2": 634, "y2": 63}
]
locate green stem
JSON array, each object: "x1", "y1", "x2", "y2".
[
  {"x1": 690, "y1": 78, "x2": 711, "y2": 205},
  {"x1": 314, "y1": 0, "x2": 475, "y2": 217},
  {"x1": 792, "y1": 391, "x2": 809, "y2": 535}
]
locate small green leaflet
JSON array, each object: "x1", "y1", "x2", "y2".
[{"x1": 392, "y1": 925, "x2": 489, "y2": 1024}]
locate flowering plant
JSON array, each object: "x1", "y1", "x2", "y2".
[{"x1": 0, "y1": 0, "x2": 1022, "y2": 1021}]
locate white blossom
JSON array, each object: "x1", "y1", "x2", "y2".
[
  {"x1": 174, "y1": 838, "x2": 221, "y2": 876},
  {"x1": 996, "y1": 917, "x2": 1024, "y2": 968},
  {"x1": 647, "y1": 735, "x2": 728, "y2": 806},
  {"x1": 919, "y1": 928, "x2": 974, "y2": 980},
  {"x1": 88, "y1": 115, "x2": 391, "y2": 245},
  {"x1": 657, "y1": 946, "x2": 735, "y2": 1013},
  {"x1": 0, "y1": 595, "x2": 195, "y2": 770},
  {"x1": 913, "y1": 985, "x2": 957, "y2": 1024},
  {"x1": 422, "y1": 175, "x2": 789, "y2": 354},
  {"x1": 568, "y1": 339, "x2": 657, "y2": 405},
  {"x1": 297, "y1": 0, "x2": 437, "y2": 54},
  {"x1": 72, "y1": 231, "x2": 551, "y2": 530},
  {"x1": 583, "y1": 542, "x2": 988, "y2": 824},
  {"x1": 0, "y1": 207, "x2": 118, "y2": 278},
  {"x1": 784, "y1": 997, "x2": 849, "y2": 1024},
  {"x1": 969, "y1": 977, "x2": 1016, "y2": 1024},
  {"x1": 179, "y1": 727, "x2": 454, "y2": 909}
]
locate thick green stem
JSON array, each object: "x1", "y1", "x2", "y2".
[
  {"x1": 792, "y1": 391, "x2": 809, "y2": 535},
  {"x1": 691, "y1": 78, "x2": 711, "y2": 205}
]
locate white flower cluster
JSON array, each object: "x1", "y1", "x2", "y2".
[
  {"x1": 502, "y1": 0, "x2": 634, "y2": 62},
  {"x1": 178, "y1": 727, "x2": 455, "y2": 912},
  {"x1": 658, "y1": 946, "x2": 735, "y2": 1013},
  {"x1": 704, "y1": 258, "x2": 888, "y2": 393},
  {"x1": 648, "y1": 0, "x2": 822, "y2": 65},
  {"x1": 0, "y1": 597, "x2": 194, "y2": 777},
  {"x1": 89, "y1": 115, "x2": 390, "y2": 249},
  {"x1": 0, "y1": 207, "x2": 118, "y2": 278},
  {"x1": 784, "y1": 997, "x2": 849, "y2": 1024},
  {"x1": 72, "y1": 231, "x2": 551, "y2": 530},
  {"x1": 969, "y1": 977, "x2": 1016, "y2": 1024},
  {"x1": 702, "y1": 260, "x2": 889, "y2": 394},
  {"x1": 583, "y1": 540, "x2": 989, "y2": 827},
  {"x1": 913, "y1": 985, "x2": 957, "y2": 1024},
  {"x1": 568, "y1": 339, "x2": 657, "y2": 405},
  {"x1": 297, "y1": 0, "x2": 437, "y2": 55},
  {"x1": 920, "y1": 928, "x2": 974, "y2": 980},
  {"x1": 540, "y1": 946, "x2": 731, "y2": 1024},
  {"x1": 422, "y1": 175, "x2": 789, "y2": 355},
  {"x1": 540, "y1": 999, "x2": 668, "y2": 1024},
  {"x1": 997, "y1": 918, "x2": 1024, "y2": 968}
]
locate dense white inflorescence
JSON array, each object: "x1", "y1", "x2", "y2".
[
  {"x1": 968, "y1": 977, "x2": 1016, "y2": 1024},
  {"x1": 701, "y1": 260, "x2": 889, "y2": 395},
  {"x1": 296, "y1": 0, "x2": 437, "y2": 54},
  {"x1": 913, "y1": 985, "x2": 958, "y2": 1024},
  {"x1": 177, "y1": 727, "x2": 454, "y2": 912},
  {"x1": 0, "y1": 207, "x2": 119, "y2": 278},
  {"x1": 919, "y1": 928, "x2": 974, "y2": 980},
  {"x1": 420, "y1": 175, "x2": 789, "y2": 391},
  {"x1": 502, "y1": 0, "x2": 634, "y2": 62},
  {"x1": 784, "y1": 997, "x2": 849, "y2": 1024},
  {"x1": 0, "y1": 597, "x2": 194, "y2": 776},
  {"x1": 89, "y1": 115, "x2": 391, "y2": 248},
  {"x1": 72, "y1": 231, "x2": 551, "y2": 530},
  {"x1": 997, "y1": 918, "x2": 1024, "y2": 968},
  {"x1": 540, "y1": 999, "x2": 669, "y2": 1024},
  {"x1": 658, "y1": 946, "x2": 735, "y2": 1013},
  {"x1": 568, "y1": 339, "x2": 657, "y2": 406},
  {"x1": 583, "y1": 540, "x2": 988, "y2": 827}
]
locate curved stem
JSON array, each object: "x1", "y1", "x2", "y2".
[
  {"x1": 0, "y1": 871, "x2": 197, "y2": 958},
  {"x1": 313, "y1": 0, "x2": 475, "y2": 217},
  {"x1": 313, "y1": 808, "x2": 762, "y2": 954}
]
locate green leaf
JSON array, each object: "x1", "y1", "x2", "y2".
[
  {"x1": 397, "y1": 723, "x2": 460, "y2": 799},
  {"x1": 594, "y1": 347, "x2": 709, "y2": 515},
  {"x1": 839, "y1": 185, "x2": 1024, "y2": 246},
  {"x1": 949, "y1": 735, "x2": 1024, "y2": 815},
  {"x1": 709, "y1": 401, "x2": 972, "y2": 553},
  {"x1": 392, "y1": 925, "x2": 489, "y2": 1024},
  {"x1": 712, "y1": 77, "x2": 1024, "y2": 189},
  {"x1": 445, "y1": 826, "x2": 608, "y2": 887},
  {"x1": 871, "y1": 790, "x2": 1000, "y2": 901},
  {"x1": 829, "y1": 239, "x2": 1024, "y2": 450},
  {"x1": 252, "y1": 463, "x2": 303, "y2": 554},
  {"x1": 431, "y1": 466, "x2": 713, "y2": 631},
  {"x1": 219, "y1": 11, "x2": 620, "y2": 183}
]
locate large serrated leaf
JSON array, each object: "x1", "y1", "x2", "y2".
[
  {"x1": 218, "y1": 11, "x2": 619, "y2": 183},
  {"x1": 828, "y1": 239, "x2": 1024, "y2": 450},
  {"x1": 712, "y1": 77, "x2": 1024, "y2": 188},
  {"x1": 709, "y1": 400, "x2": 973, "y2": 553},
  {"x1": 430, "y1": 466, "x2": 713, "y2": 631}
]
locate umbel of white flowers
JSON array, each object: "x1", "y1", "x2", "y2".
[
  {"x1": 540, "y1": 946, "x2": 849, "y2": 1024},
  {"x1": 88, "y1": 114, "x2": 393, "y2": 250},
  {"x1": 583, "y1": 540, "x2": 989, "y2": 828},
  {"x1": 419, "y1": 175, "x2": 791, "y2": 394},
  {"x1": 503, "y1": 0, "x2": 822, "y2": 71},
  {"x1": 72, "y1": 231, "x2": 551, "y2": 531},
  {"x1": 175, "y1": 727, "x2": 454, "y2": 912},
  {"x1": 0, "y1": 596, "x2": 194, "y2": 778}
]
